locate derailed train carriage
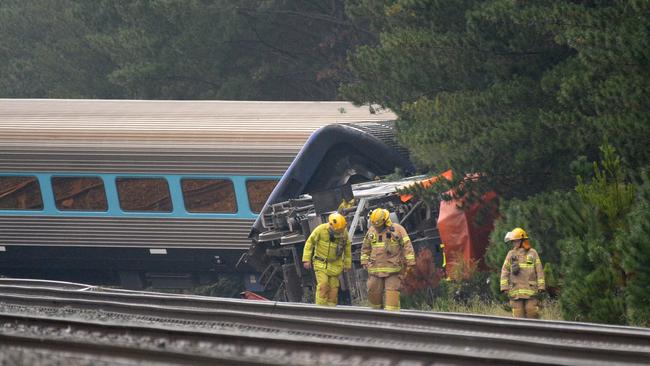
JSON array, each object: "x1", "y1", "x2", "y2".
[
  {"x1": 0, "y1": 99, "x2": 409, "y2": 289},
  {"x1": 242, "y1": 175, "x2": 448, "y2": 303},
  {"x1": 242, "y1": 133, "x2": 496, "y2": 303},
  {"x1": 238, "y1": 119, "x2": 447, "y2": 302}
]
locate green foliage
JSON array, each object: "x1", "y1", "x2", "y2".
[
  {"x1": 559, "y1": 235, "x2": 626, "y2": 324},
  {"x1": 192, "y1": 274, "x2": 245, "y2": 298},
  {"x1": 381, "y1": 167, "x2": 407, "y2": 182},
  {"x1": 447, "y1": 268, "x2": 492, "y2": 305},
  {"x1": 542, "y1": 263, "x2": 560, "y2": 297},
  {"x1": 576, "y1": 144, "x2": 636, "y2": 236},
  {"x1": 558, "y1": 145, "x2": 635, "y2": 323},
  {"x1": 539, "y1": 1, "x2": 650, "y2": 178},
  {"x1": 620, "y1": 168, "x2": 650, "y2": 326},
  {"x1": 485, "y1": 146, "x2": 650, "y2": 324},
  {"x1": 81, "y1": 0, "x2": 373, "y2": 100},
  {"x1": 342, "y1": 1, "x2": 650, "y2": 201},
  {"x1": 1, "y1": 0, "x2": 371, "y2": 100},
  {"x1": 0, "y1": 0, "x2": 123, "y2": 98},
  {"x1": 342, "y1": 1, "x2": 574, "y2": 199}
]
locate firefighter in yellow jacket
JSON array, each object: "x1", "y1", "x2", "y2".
[
  {"x1": 302, "y1": 213, "x2": 351, "y2": 306},
  {"x1": 500, "y1": 227, "x2": 545, "y2": 318},
  {"x1": 361, "y1": 208, "x2": 416, "y2": 311}
]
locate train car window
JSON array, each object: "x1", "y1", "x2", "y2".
[
  {"x1": 181, "y1": 179, "x2": 237, "y2": 213},
  {"x1": 0, "y1": 176, "x2": 43, "y2": 210},
  {"x1": 246, "y1": 179, "x2": 279, "y2": 213},
  {"x1": 116, "y1": 178, "x2": 172, "y2": 212},
  {"x1": 52, "y1": 177, "x2": 108, "y2": 211}
]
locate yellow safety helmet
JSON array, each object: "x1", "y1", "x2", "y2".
[
  {"x1": 510, "y1": 227, "x2": 528, "y2": 240},
  {"x1": 328, "y1": 212, "x2": 347, "y2": 232},
  {"x1": 369, "y1": 208, "x2": 390, "y2": 228}
]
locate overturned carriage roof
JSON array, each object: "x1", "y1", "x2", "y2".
[
  {"x1": 0, "y1": 99, "x2": 397, "y2": 175},
  {"x1": 249, "y1": 121, "x2": 415, "y2": 240}
]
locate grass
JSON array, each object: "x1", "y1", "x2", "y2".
[{"x1": 404, "y1": 295, "x2": 564, "y2": 320}]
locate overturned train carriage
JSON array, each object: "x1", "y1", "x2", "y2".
[
  {"x1": 0, "y1": 99, "x2": 400, "y2": 288},
  {"x1": 241, "y1": 123, "x2": 447, "y2": 303}
]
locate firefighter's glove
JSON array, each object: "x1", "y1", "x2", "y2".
[
  {"x1": 406, "y1": 266, "x2": 415, "y2": 275},
  {"x1": 303, "y1": 261, "x2": 311, "y2": 270}
]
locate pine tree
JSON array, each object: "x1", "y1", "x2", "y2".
[
  {"x1": 342, "y1": 1, "x2": 650, "y2": 200},
  {"x1": 559, "y1": 145, "x2": 635, "y2": 324},
  {"x1": 620, "y1": 168, "x2": 650, "y2": 326}
]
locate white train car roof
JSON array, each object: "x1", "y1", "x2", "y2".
[{"x1": 0, "y1": 99, "x2": 396, "y2": 175}]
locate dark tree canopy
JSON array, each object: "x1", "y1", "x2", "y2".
[
  {"x1": 0, "y1": 0, "x2": 372, "y2": 100},
  {"x1": 342, "y1": 0, "x2": 650, "y2": 200}
]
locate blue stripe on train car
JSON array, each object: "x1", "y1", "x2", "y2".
[{"x1": 0, "y1": 172, "x2": 280, "y2": 220}]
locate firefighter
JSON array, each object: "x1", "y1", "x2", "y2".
[
  {"x1": 302, "y1": 212, "x2": 351, "y2": 306},
  {"x1": 500, "y1": 227, "x2": 545, "y2": 318},
  {"x1": 361, "y1": 208, "x2": 416, "y2": 311}
]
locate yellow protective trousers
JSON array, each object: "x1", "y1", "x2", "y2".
[
  {"x1": 510, "y1": 298, "x2": 539, "y2": 319},
  {"x1": 367, "y1": 274, "x2": 401, "y2": 311},
  {"x1": 315, "y1": 270, "x2": 340, "y2": 306}
]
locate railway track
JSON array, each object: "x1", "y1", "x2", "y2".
[
  {"x1": 3, "y1": 312, "x2": 452, "y2": 366},
  {"x1": 0, "y1": 278, "x2": 649, "y2": 365}
]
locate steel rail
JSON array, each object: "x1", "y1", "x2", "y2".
[
  {"x1": 0, "y1": 312, "x2": 522, "y2": 366},
  {"x1": 0, "y1": 331, "x2": 246, "y2": 366},
  {"x1": 0, "y1": 285, "x2": 648, "y2": 365},
  {"x1": 0, "y1": 294, "x2": 594, "y2": 366},
  {"x1": 1, "y1": 281, "x2": 649, "y2": 349},
  {"x1": 0, "y1": 278, "x2": 92, "y2": 290}
]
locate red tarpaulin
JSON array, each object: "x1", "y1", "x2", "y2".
[
  {"x1": 400, "y1": 170, "x2": 497, "y2": 277},
  {"x1": 437, "y1": 189, "x2": 497, "y2": 276}
]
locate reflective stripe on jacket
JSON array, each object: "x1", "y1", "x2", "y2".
[
  {"x1": 302, "y1": 223, "x2": 351, "y2": 276},
  {"x1": 500, "y1": 247, "x2": 545, "y2": 299},
  {"x1": 361, "y1": 223, "x2": 415, "y2": 277}
]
